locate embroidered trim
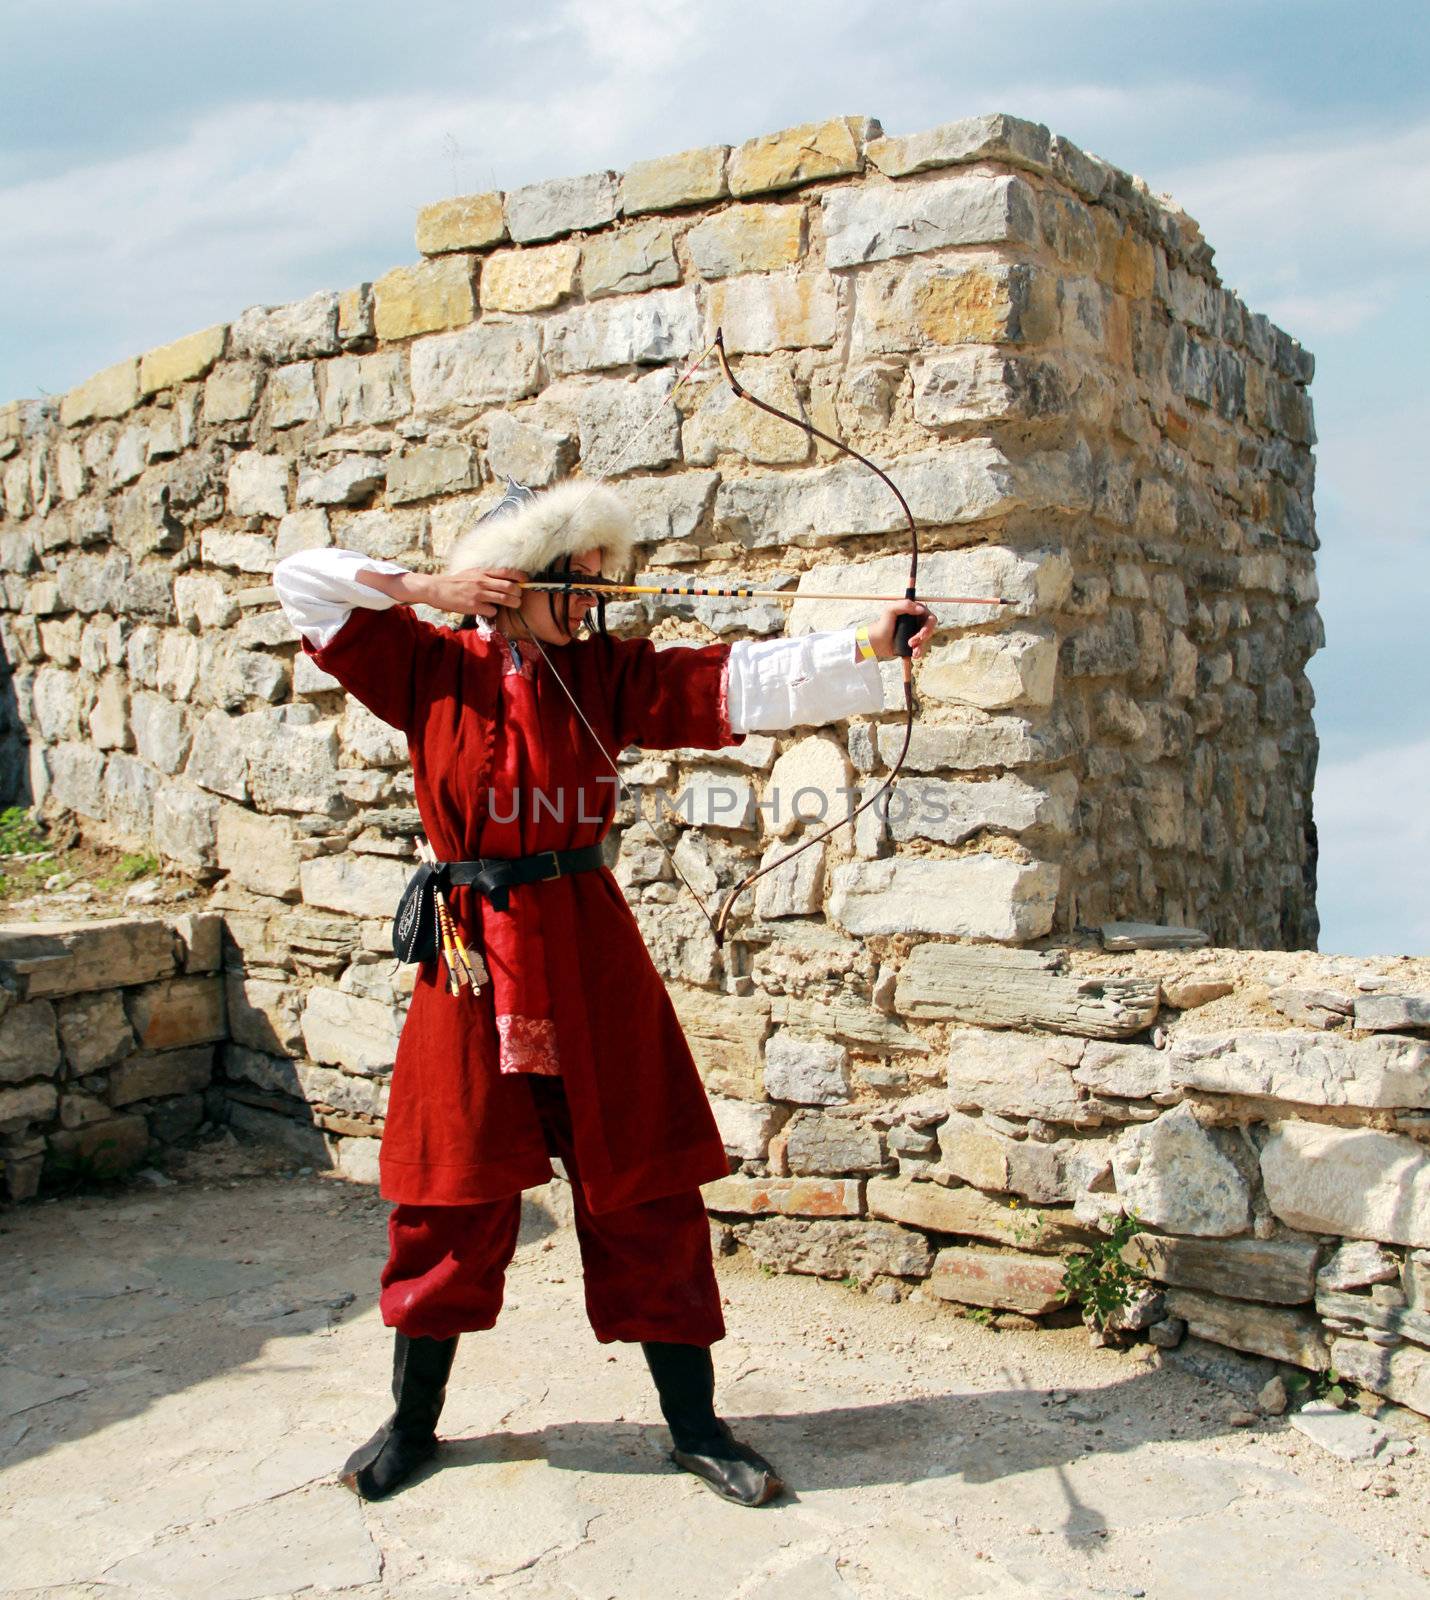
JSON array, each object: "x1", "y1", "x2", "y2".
[
  {"x1": 717, "y1": 648, "x2": 735, "y2": 745},
  {"x1": 496, "y1": 1013, "x2": 561, "y2": 1076}
]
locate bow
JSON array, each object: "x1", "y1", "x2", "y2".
[
  {"x1": 703, "y1": 331, "x2": 922, "y2": 943},
  {"x1": 523, "y1": 328, "x2": 935, "y2": 950}
]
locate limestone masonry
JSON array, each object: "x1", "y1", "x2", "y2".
[{"x1": 0, "y1": 114, "x2": 1389, "y2": 1412}]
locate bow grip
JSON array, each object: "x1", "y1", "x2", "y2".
[{"x1": 893, "y1": 605, "x2": 921, "y2": 659}]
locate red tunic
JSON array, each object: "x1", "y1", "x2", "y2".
[{"x1": 309, "y1": 607, "x2": 737, "y2": 1213}]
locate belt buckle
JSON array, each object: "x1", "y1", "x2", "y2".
[{"x1": 543, "y1": 850, "x2": 562, "y2": 880}]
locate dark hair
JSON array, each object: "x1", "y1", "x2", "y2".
[{"x1": 457, "y1": 552, "x2": 610, "y2": 639}]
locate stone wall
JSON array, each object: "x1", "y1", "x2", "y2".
[
  {"x1": 0, "y1": 913, "x2": 224, "y2": 1200},
  {"x1": 0, "y1": 109, "x2": 1319, "y2": 958}
]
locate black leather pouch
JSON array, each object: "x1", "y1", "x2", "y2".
[{"x1": 392, "y1": 862, "x2": 443, "y2": 964}]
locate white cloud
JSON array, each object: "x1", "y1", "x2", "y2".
[
  {"x1": 1315, "y1": 735, "x2": 1430, "y2": 955},
  {"x1": 1162, "y1": 118, "x2": 1430, "y2": 312}
]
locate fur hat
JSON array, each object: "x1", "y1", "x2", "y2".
[{"x1": 444, "y1": 477, "x2": 636, "y2": 579}]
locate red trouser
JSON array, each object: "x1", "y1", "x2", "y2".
[{"x1": 379, "y1": 1076, "x2": 726, "y2": 1346}]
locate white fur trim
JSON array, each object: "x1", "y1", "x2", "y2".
[{"x1": 444, "y1": 482, "x2": 636, "y2": 578}]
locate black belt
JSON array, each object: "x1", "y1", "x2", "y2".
[
  {"x1": 446, "y1": 843, "x2": 606, "y2": 912},
  {"x1": 392, "y1": 843, "x2": 607, "y2": 965}
]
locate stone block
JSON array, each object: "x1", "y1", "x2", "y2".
[
  {"x1": 869, "y1": 1177, "x2": 1085, "y2": 1251},
  {"x1": 301, "y1": 986, "x2": 401, "y2": 1076},
  {"x1": 1164, "y1": 1286, "x2": 1329, "y2": 1370},
  {"x1": 944, "y1": 1027, "x2": 1083, "y2": 1121},
  {"x1": 1171, "y1": 1031, "x2": 1430, "y2": 1110},
  {"x1": 763, "y1": 1031, "x2": 851, "y2": 1105},
  {"x1": 337, "y1": 284, "x2": 373, "y2": 342},
  {"x1": 620, "y1": 145, "x2": 728, "y2": 214},
  {"x1": 1260, "y1": 1120, "x2": 1430, "y2": 1248},
  {"x1": 295, "y1": 456, "x2": 385, "y2": 508},
  {"x1": 918, "y1": 629, "x2": 1058, "y2": 711},
  {"x1": 1124, "y1": 1232, "x2": 1319, "y2": 1305},
  {"x1": 1112, "y1": 1103, "x2": 1253, "y2": 1237},
  {"x1": 373, "y1": 257, "x2": 478, "y2": 341},
  {"x1": 1354, "y1": 994, "x2": 1430, "y2": 1033},
  {"x1": 743, "y1": 1217, "x2": 931, "y2": 1282},
  {"x1": 913, "y1": 348, "x2": 1069, "y2": 425},
  {"x1": 60, "y1": 359, "x2": 141, "y2": 426},
  {"x1": 0, "y1": 919, "x2": 177, "y2": 1000},
  {"x1": 224, "y1": 1100, "x2": 332, "y2": 1164},
  {"x1": 226, "y1": 975, "x2": 304, "y2": 1055},
  {"x1": 829, "y1": 856, "x2": 1060, "y2": 942},
  {"x1": 410, "y1": 321, "x2": 542, "y2": 410},
  {"x1": 682, "y1": 360, "x2": 809, "y2": 465},
  {"x1": 0, "y1": 1080, "x2": 59, "y2": 1126},
  {"x1": 186, "y1": 709, "x2": 250, "y2": 801},
  {"x1": 823, "y1": 172, "x2": 1037, "y2": 269},
  {"x1": 484, "y1": 412, "x2": 573, "y2": 488},
  {"x1": 669, "y1": 984, "x2": 770, "y2": 1099},
  {"x1": 147, "y1": 1093, "x2": 205, "y2": 1144},
  {"x1": 545, "y1": 287, "x2": 698, "y2": 376},
  {"x1": 703, "y1": 1175, "x2": 863, "y2": 1217},
  {"x1": 575, "y1": 369, "x2": 680, "y2": 476},
  {"x1": 203, "y1": 362, "x2": 262, "y2": 423},
  {"x1": 300, "y1": 851, "x2": 409, "y2": 919},
  {"x1": 716, "y1": 447, "x2": 1024, "y2": 554},
  {"x1": 0, "y1": 1001, "x2": 62, "y2": 1084},
  {"x1": 246, "y1": 717, "x2": 342, "y2": 815},
  {"x1": 130, "y1": 692, "x2": 192, "y2": 775},
  {"x1": 227, "y1": 452, "x2": 289, "y2": 518},
  {"x1": 47, "y1": 1113, "x2": 149, "y2": 1176},
  {"x1": 895, "y1": 943, "x2": 1160, "y2": 1039},
  {"x1": 1330, "y1": 1338, "x2": 1430, "y2": 1419},
  {"x1": 126, "y1": 976, "x2": 226, "y2": 1050},
  {"x1": 931, "y1": 1246, "x2": 1070, "y2": 1314},
  {"x1": 232, "y1": 291, "x2": 340, "y2": 361},
  {"x1": 1102, "y1": 922, "x2": 1209, "y2": 951},
  {"x1": 889, "y1": 773, "x2": 1077, "y2": 848},
  {"x1": 109, "y1": 1046, "x2": 214, "y2": 1105},
  {"x1": 852, "y1": 259, "x2": 1047, "y2": 358},
  {"x1": 334, "y1": 1135, "x2": 382, "y2": 1185},
  {"x1": 709, "y1": 1095, "x2": 784, "y2": 1161},
  {"x1": 687, "y1": 203, "x2": 804, "y2": 279},
  {"x1": 582, "y1": 220, "x2": 680, "y2": 299},
  {"x1": 275, "y1": 508, "x2": 331, "y2": 559},
  {"x1": 705, "y1": 270, "x2": 838, "y2": 353},
  {"x1": 416, "y1": 191, "x2": 507, "y2": 255},
  {"x1": 785, "y1": 1109, "x2": 885, "y2": 1175},
  {"x1": 479, "y1": 242, "x2": 580, "y2": 312},
  {"x1": 45, "y1": 742, "x2": 107, "y2": 818},
  {"x1": 321, "y1": 353, "x2": 411, "y2": 426},
  {"x1": 728, "y1": 117, "x2": 871, "y2": 196},
  {"x1": 1072, "y1": 1040, "x2": 1177, "y2": 1100},
  {"x1": 341, "y1": 698, "x2": 408, "y2": 768},
  {"x1": 173, "y1": 912, "x2": 222, "y2": 973},
  {"x1": 56, "y1": 991, "x2": 135, "y2": 1074},
  {"x1": 139, "y1": 324, "x2": 227, "y2": 396},
  {"x1": 867, "y1": 114, "x2": 1056, "y2": 181},
  {"x1": 266, "y1": 361, "x2": 320, "y2": 427},
  {"x1": 752, "y1": 838, "x2": 825, "y2": 920},
  {"x1": 505, "y1": 170, "x2": 618, "y2": 242},
  {"x1": 386, "y1": 442, "x2": 479, "y2": 503}
]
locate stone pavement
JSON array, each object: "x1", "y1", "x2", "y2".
[{"x1": 2, "y1": 1148, "x2": 1428, "y2": 1600}]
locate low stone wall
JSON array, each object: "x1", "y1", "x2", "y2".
[
  {"x1": 0, "y1": 913, "x2": 225, "y2": 1199},
  {"x1": 692, "y1": 939, "x2": 1430, "y2": 1418},
  {"x1": 4, "y1": 911, "x2": 1426, "y2": 1420}
]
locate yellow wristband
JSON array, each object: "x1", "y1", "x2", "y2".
[{"x1": 855, "y1": 624, "x2": 877, "y2": 662}]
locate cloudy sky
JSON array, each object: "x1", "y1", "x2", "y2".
[{"x1": 3, "y1": 0, "x2": 1425, "y2": 953}]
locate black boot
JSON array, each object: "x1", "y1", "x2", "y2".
[
  {"x1": 340, "y1": 1332, "x2": 459, "y2": 1500},
  {"x1": 641, "y1": 1341, "x2": 783, "y2": 1507}
]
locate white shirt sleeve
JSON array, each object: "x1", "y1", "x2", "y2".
[
  {"x1": 727, "y1": 629, "x2": 885, "y2": 734},
  {"x1": 271, "y1": 549, "x2": 411, "y2": 648}
]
